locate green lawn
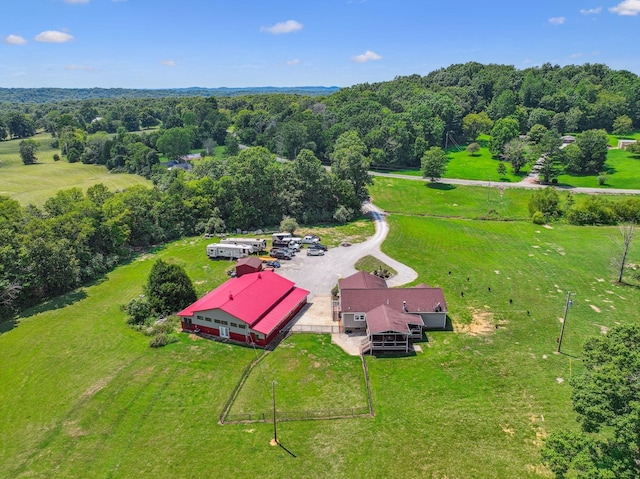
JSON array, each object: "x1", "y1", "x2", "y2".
[
  {"x1": 0, "y1": 133, "x2": 151, "y2": 205},
  {"x1": 557, "y1": 148, "x2": 640, "y2": 189},
  {"x1": 229, "y1": 334, "x2": 368, "y2": 417},
  {"x1": 2, "y1": 192, "x2": 640, "y2": 477},
  {"x1": 445, "y1": 145, "x2": 528, "y2": 182}
]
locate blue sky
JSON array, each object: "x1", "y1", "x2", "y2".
[{"x1": 1, "y1": 0, "x2": 639, "y2": 88}]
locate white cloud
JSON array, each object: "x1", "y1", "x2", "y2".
[
  {"x1": 64, "y1": 0, "x2": 90, "y2": 4},
  {"x1": 261, "y1": 20, "x2": 303, "y2": 35},
  {"x1": 548, "y1": 16, "x2": 566, "y2": 25},
  {"x1": 580, "y1": 6, "x2": 602, "y2": 14},
  {"x1": 65, "y1": 64, "x2": 95, "y2": 71},
  {"x1": 351, "y1": 50, "x2": 382, "y2": 63},
  {"x1": 569, "y1": 52, "x2": 583, "y2": 58},
  {"x1": 4, "y1": 34, "x2": 27, "y2": 45},
  {"x1": 35, "y1": 31, "x2": 74, "y2": 43},
  {"x1": 161, "y1": 60, "x2": 177, "y2": 67},
  {"x1": 286, "y1": 58, "x2": 300, "y2": 65},
  {"x1": 610, "y1": 0, "x2": 640, "y2": 15}
]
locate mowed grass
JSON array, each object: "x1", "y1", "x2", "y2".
[
  {"x1": 0, "y1": 133, "x2": 151, "y2": 205},
  {"x1": 370, "y1": 176, "x2": 533, "y2": 219},
  {"x1": 3, "y1": 198, "x2": 640, "y2": 476},
  {"x1": 370, "y1": 176, "x2": 639, "y2": 219},
  {"x1": 229, "y1": 334, "x2": 368, "y2": 415},
  {"x1": 557, "y1": 148, "x2": 640, "y2": 189},
  {"x1": 445, "y1": 145, "x2": 528, "y2": 182}
]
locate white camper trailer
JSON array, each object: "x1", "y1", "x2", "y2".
[
  {"x1": 220, "y1": 237, "x2": 266, "y2": 252},
  {"x1": 206, "y1": 243, "x2": 252, "y2": 260}
]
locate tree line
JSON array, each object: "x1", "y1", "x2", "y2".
[
  {"x1": 3, "y1": 62, "x2": 639, "y2": 173},
  {"x1": 0, "y1": 138, "x2": 371, "y2": 321}
]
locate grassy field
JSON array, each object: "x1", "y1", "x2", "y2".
[
  {"x1": 383, "y1": 133, "x2": 640, "y2": 190},
  {"x1": 557, "y1": 148, "x2": 640, "y2": 189},
  {"x1": 354, "y1": 255, "x2": 398, "y2": 276},
  {"x1": 2, "y1": 178, "x2": 640, "y2": 477},
  {"x1": 229, "y1": 334, "x2": 368, "y2": 416},
  {"x1": 445, "y1": 146, "x2": 528, "y2": 183},
  {"x1": 0, "y1": 133, "x2": 151, "y2": 205}
]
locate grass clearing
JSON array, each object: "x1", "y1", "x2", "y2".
[
  {"x1": 445, "y1": 145, "x2": 528, "y2": 182},
  {"x1": 557, "y1": 148, "x2": 640, "y2": 189},
  {"x1": 298, "y1": 217, "x2": 375, "y2": 247},
  {"x1": 229, "y1": 334, "x2": 368, "y2": 416},
  {"x1": 354, "y1": 255, "x2": 398, "y2": 276},
  {"x1": 0, "y1": 133, "x2": 151, "y2": 205}
]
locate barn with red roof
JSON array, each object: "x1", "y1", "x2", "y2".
[{"x1": 177, "y1": 271, "x2": 308, "y2": 347}]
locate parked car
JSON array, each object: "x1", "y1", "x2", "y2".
[
  {"x1": 306, "y1": 248, "x2": 324, "y2": 256},
  {"x1": 309, "y1": 243, "x2": 328, "y2": 251},
  {"x1": 302, "y1": 235, "x2": 320, "y2": 244},
  {"x1": 270, "y1": 247, "x2": 294, "y2": 256},
  {"x1": 265, "y1": 260, "x2": 281, "y2": 268},
  {"x1": 271, "y1": 251, "x2": 292, "y2": 260}
]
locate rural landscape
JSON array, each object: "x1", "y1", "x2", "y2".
[{"x1": 2, "y1": 53, "x2": 640, "y2": 479}]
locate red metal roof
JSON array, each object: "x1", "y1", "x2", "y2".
[
  {"x1": 177, "y1": 272, "x2": 308, "y2": 329},
  {"x1": 252, "y1": 287, "x2": 308, "y2": 335}
]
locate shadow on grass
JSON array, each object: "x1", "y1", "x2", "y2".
[
  {"x1": 426, "y1": 182, "x2": 456, "y2": 191},
  {"x1": 0, "y1": 317, "x2": 17, "y2": 335},
  {"x1": 20, "y1": 290, "x2": 88, "y2": 318}
]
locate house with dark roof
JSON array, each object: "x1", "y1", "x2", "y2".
[
  {"x1": 338, "y1": 271, "x2": 447, "y2": 353},
  {"x1": 177, "y1": 271, "x2": 308, "y2": 347}
]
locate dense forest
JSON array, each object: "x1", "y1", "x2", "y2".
[
  {"x1": 1, "y1": 62, "x2": 640, "y2": 320},
  {"x1": 0, "y1": 86, "x2": 339, "y2": 104}
]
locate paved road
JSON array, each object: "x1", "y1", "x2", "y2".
[
  {"x1": 240, "y1": 143, "x2": 640, "y2": 195},
  {"x1": 276, "y1": 202, "x2": 417, "y2": 300},
  {"x1": 369, "y1": 171, "x2": 640, "y2": 195}
]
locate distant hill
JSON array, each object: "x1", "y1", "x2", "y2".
[{"x1": 0, "y1": 86, "x2": 340, "y2": 103}]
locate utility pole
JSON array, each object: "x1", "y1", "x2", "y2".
[
  {"x1": 270, "y1": 381, "x2": 278, "y2": 446},
  {"x1": 557, "y1": 291, "x2": 574, "y2": 353}
]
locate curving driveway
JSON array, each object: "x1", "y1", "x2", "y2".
[{"x1": 276, "y1": 202, "x2": 417, "y2": 300}]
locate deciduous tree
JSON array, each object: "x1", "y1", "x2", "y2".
[
  {"x1": 542, "y1": 325, "x2": 640, "y2": 479},
  {"x1": 145, "y1": 259, "x2": 197, "y2": 316},
  {"x1": 19, "y1": 139, "x2": 39, "y2": 165},
  {"x1": 421, "y1": 146, "x2": 448, "y2": 182}
]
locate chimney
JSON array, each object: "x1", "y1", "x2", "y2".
[
  {"x1": 258, "y1": 273, "x2": 262, "y2": 279},
  {"x1": 402, "y1": 301, "x2": 407, "y2": 312},
  {"x1": 229, "y1": 293, "x2": 233, "y2": 300}
]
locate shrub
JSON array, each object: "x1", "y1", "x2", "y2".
[
  {"x1": 567, "y1": 196, "x2": 616, "y2": 225},
  {"x1": 532, "y1": 211, "x2": 545, "y2": 224},
  {"x1": 597, "y1": 173, "x2": 607, "y2": 186},
  {"x1": 528, "y1": 187, "x2": 560, "y2": 218},
  {"x1": 125, "y1": 297, "x2": 152, "y2": 325},
  {"x1": 149, "y1": 333, "x2": 168, "y2": 348},
  {"x1": 53, "y1": 154, "x2": 60, "y2": 161},
  {"x1": 333, "y1": 205, "x2": 354, "y2": 224}
]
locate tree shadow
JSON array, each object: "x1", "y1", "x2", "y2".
[
  {"x1": 0, "y1": 317, "x2": 17, "y2": 335},
  {"x1": 426, "y1": 182, "x2": 456, "y2": 191},
  {"x1": 20, "y1": 290, "x2": 88, "y2": 318}
]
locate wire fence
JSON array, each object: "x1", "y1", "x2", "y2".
[
  {"x1": 287, "y1": 324, "x2": 343, "y2": 334},
  {"x1": 223, "y1": 406, "x2": 371, "y2": 424}
]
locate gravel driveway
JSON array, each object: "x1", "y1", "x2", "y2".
[{"x1": 277, "y1": 202, "x2": 417, "y2": 300}]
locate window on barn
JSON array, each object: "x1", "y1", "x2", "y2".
[
  {"x1": 214, "y1": 319, "x2": 221, "y2": 324},
  {"x1": 354, "y1": 314, "x2": 366, "y2": 321},
  {"x1": 197, "y1": 315, "x2": 204, "y2": 321},
  {"x1": 230, "y1": 322, "x2": 238, "y2": 328},
  {"x1": 238, "y1": 324, "x2": 246, "y2": 329}
]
